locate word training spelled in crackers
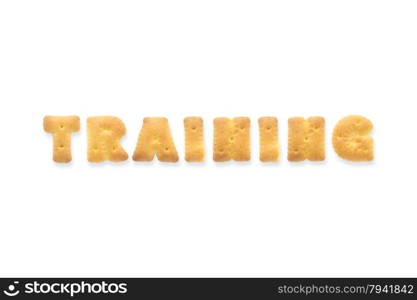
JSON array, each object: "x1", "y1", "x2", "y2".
[{"x1": 44, "y1": 115, "x2": 374, "y2": 163}]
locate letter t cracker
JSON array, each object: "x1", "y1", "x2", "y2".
[{"x1": 44, "y1": 115, "x2": 80, "y2": 163}]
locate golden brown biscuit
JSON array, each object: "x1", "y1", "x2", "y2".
[
  {"x1": 258, "y1": 117, "x2": 279, "y2": 162},
  {"x1": 44, "y1": 115, "x2": 80, "y2": 163},
  {"x1": 288, "y1": 117, "x2": 325, "y2": 161},
  {"x1": 87, "y1": 116, "x2": 129, "y2": 162},
  {"x1": 333, "y1": 115, "x2": 374, "y2": 161},
  {"x1": 184, "y1": 117, "x2": 204, "y2": 162},
  {"x1": 132, "y1": 117, "x2": 179, "y2": 162},
  {"x1": 213, "y1": 117, "x2": 250, "y2": 162}
]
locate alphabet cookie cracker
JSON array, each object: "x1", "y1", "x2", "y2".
[
  {"x1": 213, "y1": 117, "x2": 250, "y2": 162},
  {"x1": 87, "y1": 116, "x2": 129, "y2": 162},
  {"x1": 258, "y1": 117, "x2": 279, "y2": 162},
  {"x1": 44, "y1": 115, "x2": 80, "y2": 163},
  {"x1": 133, "y1": 117, "x2": 179, "y2": 162},
  {"x1": 288, "y1": 117, "x2": 325, "y2": 162},
  {"x1": 184, "y1": 117, "x2": 204, "y2": 162},
  {"x1": 333, "y1": 115, "x2": 374, "y2": 161}
]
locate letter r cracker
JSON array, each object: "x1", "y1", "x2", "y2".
[{"x1": 87, "y1": 116, "x2": 129, "y2": 162}]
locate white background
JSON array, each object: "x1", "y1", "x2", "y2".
[{"x1": 0, "y1": 0, "x2": 416, "y2": 277}]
